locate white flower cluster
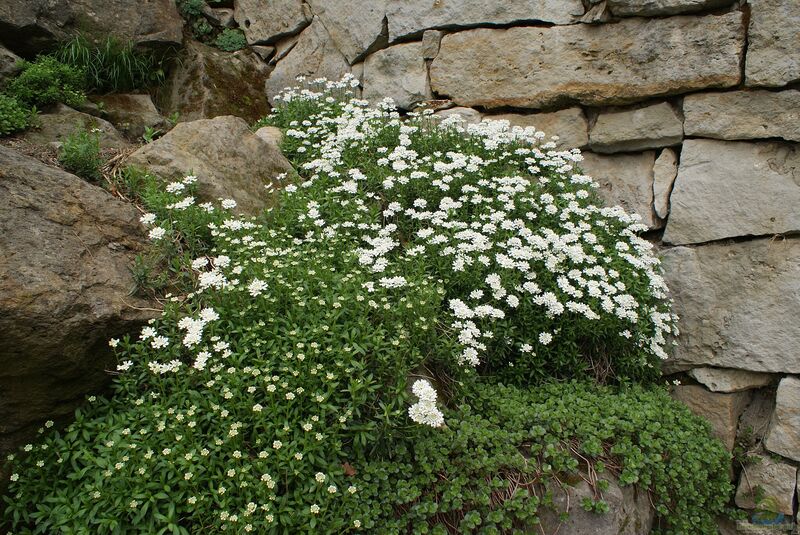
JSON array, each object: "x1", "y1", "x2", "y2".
[{"x1": 407, "y1": 380, "x2": 444, "y2": 428}]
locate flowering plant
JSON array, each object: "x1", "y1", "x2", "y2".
[{"x1": 1, "y1": 78, "x2": 726, "y2": 535}]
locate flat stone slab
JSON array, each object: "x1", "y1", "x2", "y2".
[
  {"x1": 661, "y1": 239, "x2": 800, "y2": 374},
  {"x1": 671, "y1": 385, "x2": 751, "y2": 451},
  {"x1": 430, "y1": 13, "x2": 744, "y2": 109},
  {"x1": 663, "y1": 139, "x2": 800, "y2": 245},
  {"x1": 688, "y1": 368, "x2": 774, "y2": 393},
  {"x1": 589, "y1": 102, "x2": 683, "y2": 153},
  {"x1": 363, "y1": 42, "x2": 430, "y2": 110},
  {"x1": 683, "y1": 90, "x2": 800, "y2": 142}
]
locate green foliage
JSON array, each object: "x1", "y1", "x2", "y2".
[
  {"x1": 54, "y1": 35, "x2": 167, "y2": 93},
  {"x1": 5, "y1": 56, "x2": 86, "y2": 108},
  {"x1": 177, "y1": 0, "x2": 206, "y2": 18},
  {"x1": 3, "y1": 80, "x2": 733, "y2": 534},
  {"x1": 214, "y1": 29, "x2": 248, "y2": 52},
  {"x1": 0, "y1": 93, "x2": 32, "y2": 136},
  {"x1": 58, "y1": 127, "x2": 103, "y2": 180}
]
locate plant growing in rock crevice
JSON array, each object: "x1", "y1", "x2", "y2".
[{"x1": 3, "y1": 77, "x2": 731, "y2": 534}]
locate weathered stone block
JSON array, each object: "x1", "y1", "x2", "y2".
[
  {"x1": 671, "y1": 385, "x2": 751, "y2": 451},
  {"x1": 488, "y1": 108, "x2": 589, "y2": 149},
  {"x1": 765, "y1": 376, "x2": 800, "y2": 462},
  {"x1": 233, "y1": 0, "x2": 309, "y2": 44},
  {"x1": 746, "y1": 0, "x2": 800, "y2": 87},
  {"x1": 663, "y1": 139, "x2": 800, "y2": 245},
  {"x1": 683, "y1": 90, "x2": 800, "y2": 142},
  {"x1": 688, "y1": 368, "x2": 774, "y2": 393},
  {"x1": 652, "y1": 148, "x2": 677, "y2": 220},
  {"x1": 735, "y1": 454, "x2": 796, "y2": 514},
  {"x1": 661, "y1": 239, "x2": 800, "y2": 374},
  {"x1": 306, "y1": 0, "x2": 386, "y2": 63},
  {"x1": 589, "y1": 102, "x2": 683, "y2": 153},
  {"x1": 430, "y1": 13, "x2": 744, "y2": 109},
  {"x1": 363, "y1": 42, "x2": 430, "y2": 110},
  {"x1": 608, "y1": 0, "x2": 733, "y2": 16},
  {"x1": 581, "y1": 152, "x2": 659, "y2": 229}
]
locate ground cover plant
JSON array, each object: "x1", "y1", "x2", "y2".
[{"x1": 3, "y1": 77, "x2": 734, "y2": 534}]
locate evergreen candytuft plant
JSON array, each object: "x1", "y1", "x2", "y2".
[{"x1": 3, "y1": 77, "x2": 733, "y2": 534}]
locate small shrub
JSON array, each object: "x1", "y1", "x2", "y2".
[
  {"x1": 5, "y1": 56, "x2": 85, "y2": 108},
  {"x1": 177, "y1": 0, "x2": 206, "y2": 18},
  {"x1": 0, "y1": 93, "x2": 31, "y2": 136},
  {"x1": 58, "y1": 127, "x2": 102, "y2": 181},
  {"x1": 214, "y1": 28, "x2": 248, "y2": 52},
  {"x1": 54, "y1": 35, "x2": 167, "y2": 93}
]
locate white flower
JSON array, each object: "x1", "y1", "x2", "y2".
[
  {"x1": 139, "y1": 213, "x2": 156, "y2": 226},
  {"x1": 248, "y1": 278, "x2": 268, "y2": 297},
  {"x1": 221, "y1": 199, "x2": 237, "y2": 210},
  {"x1": 538, "y1": 332, "x2": 553, "y2": 345},
  {"x1": 148, "y1": 227, "x2": 167, "y2": 240}
]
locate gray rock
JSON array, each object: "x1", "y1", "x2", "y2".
[
  {"x1": 265, "y1": 19, "x2": 351, "y2": 105},
  {"x1": 0, "y1": 43, "x2": 22, "y2": 85},
  {"x1": 539, "y1": 472, "x2": 653, "y2": 534},
  {"x1": 683, "y1": 90, "x2": 800, "y2": 142},
  {"x1": 608, "y1": 0, "x2": 733, "y2": 16},
  {"x1": 22, "y1": 104, "x2": 129, "y2": 149},
  {"x1": 589, "y1": 103, "x2": 683, "y2": 153},
  {"x1": 581, "y1": 152, "x2": 659, "y2": 229},
  {"x1": 746, "y1": 0, "x2": 800, "y2": 87},
  {"x1": 421, "y1": 30, "x2": 444, "y2": 60},
  {"x1": 652, "y1": 148, "x2": 677, "y2": 220},
  {"x1": 672, "y1": 385, "x2": 751, "y2": 451},
  {"x1": 735, "y1": 454, "x2": 796, "y2": 514},
  {"x1": 270, "y1": 34, "x2": 300, "y2": 65},
  {"x1": 0, "y1": 146, "x2": 154, "y2": 454},
  {"x1": 661, "y1": 239, "x2": 800, "y2": 374},
  {"x1": 306, "y1": 0, "x2": 386, "y2": 63},
  {"x1": 157, "y1": 40, "x2": 270, "y2": 124},
  {"x1": 765, "y1": 376, "x2": 800, "y2": 462},
  {"x1": 255, "y1": 126, "x2": 283, "y2": 148},
  {"x1": 488, "y1": 108, "x2": 589, "y2": 149},
  {"x1": 0, "y1": 0, "x2": 182, "y2": 57},
  {"x1": 430, "y1": 13, "x2": 744, "y2": 109},
  {"x1": 92, "y1": 94, "x2": 168, "y2": 140},
  {"x1": 386, "y1": 0, "x2": 583, "y2": 42},
  {"x1": 433, "y1": 107, "x2": 483, "y2": 125},
  {"x1": 203, "y1": 6, "x2": 235, "y2": 28},
  {"x1": 688, "y1": 368, "x2": 774, "y2": 393},
  {"x1": 126, "y1": 116, "x2": 293, "y2": 216},
  {"x1": 233, "y1": 0, "x2": 309, "y2": 44},
  {"x1": 251, "y1": 45, "x2": 275, "y2": 62},
  {"x1": 580, "y1": 1, "x2": 612, "y2": 23},
  {"x1": 363, "y1": 42, "x2": 430, "y2": 110},
  {"x1": 663, "y1": 139, "x2": 800, "y2": 245}
]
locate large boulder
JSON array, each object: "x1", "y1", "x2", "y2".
[
  {"x1": 21, "y1": 103, "x2": 129, "y2": 149},
  {"x1": 91, "y1": 94, "x2": 168, "y2": 140},
  {"x1": 580, "y1": 151, "x2": 660, "y2": 229},
  {"x1": 488, "y1": 108, "x2": 589, "y2": 149},
  {"x1": 663, "y1": 139, "x2": 800, "y2": 245},
  {"x1": 764, "y1": 376, "x2": 800, "y2": 462},
  {"x1": 588, "y1": 102, "x2": 683, "y2": 154},
  {"x1": 386, "y1": 0, "x2": 583, "y2": 42},
  {"x1": 0, "y1": 146, "x2": 154, "y2": 453},
  {"x1": 125, "y1": 116, "x2": 293, "y2": 215},
  {"x1": 363, "y1": 42, "x2": 430, "y2": 110},
  {"x1": 661, "y1": 239, "x2": 800, "y2": 374},
  {"x1": 265, "y1": 19, "x2": 351, "y2": 104},
  {"x1": 233, "y1": 0, "x2": 310, "y2": 45},
  {"x1": 430, "y1": 13, "x2": 744, "y2": 109},
  {"x1": 0, "y1": 43, "x2": 22, "y2": 86},
  {"x1": 0, "y1": 0, "x2": 182, "y2": 57},
  {"x1": 539, "y1": 472, "x2": 653, "y2": 534},
  {"x1": 157, "y1": 40, "x2": 271, "y2": 124},
  {"x1": 745, "y1": 0, "x2": 800, "y2": 87},
  {"x1": 683, "y1": 90, "x2": 800, "y2": 142}
]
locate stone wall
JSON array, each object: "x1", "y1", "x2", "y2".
[{"x1": 248, "y1": 0, "x2": 799, "y2": 529}]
